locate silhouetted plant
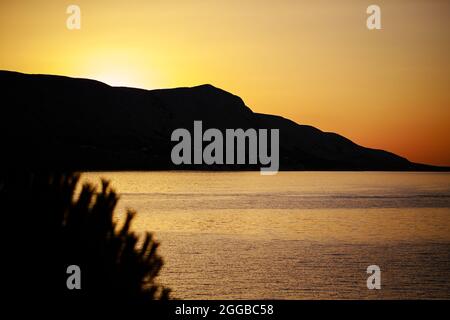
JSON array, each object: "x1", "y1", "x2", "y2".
[{"x1": 0, "y1": 172, "x2": 170, "y2": 307}]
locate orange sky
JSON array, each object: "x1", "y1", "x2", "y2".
[{"x1": 1, "y1": 0, "x2": 449, "y2": 166}]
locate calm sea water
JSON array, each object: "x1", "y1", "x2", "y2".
[{"x1": 81, "y1": 172, "x2": 450, "y2": 299}]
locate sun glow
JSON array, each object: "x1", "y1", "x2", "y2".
[
  {"x1": 78, "y1": 49, "x2": 159, "y2": 89},
  {"x1": 90, "y1": 69, "x2": 142, "y2": 88}
]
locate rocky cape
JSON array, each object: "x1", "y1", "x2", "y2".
[{"x1": 0, "y1": 70, "x2": 446, "y2": 171}]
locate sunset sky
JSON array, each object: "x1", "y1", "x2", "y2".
[{"x1": 1, "y1": 0, "x2": 449, "y2": 166}]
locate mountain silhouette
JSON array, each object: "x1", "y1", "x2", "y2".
[{"x1": 0, "y1": 70, "x2": 446, "y2": 171}]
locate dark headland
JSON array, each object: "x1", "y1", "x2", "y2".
[{"x1": 0, "y1": 70, "x2": 447, "y2": 171}]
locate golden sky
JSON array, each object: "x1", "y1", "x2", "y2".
[{"x1": 1, "y1": 0, "x2": 449, "y2": 166}]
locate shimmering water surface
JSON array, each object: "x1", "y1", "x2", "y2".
[{"x1": 81, "y1": 172, "x2": 450, "y2": 299}]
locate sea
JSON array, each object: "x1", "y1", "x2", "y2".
[{"x1": 81, "y1": 172, "x2": 450, "y2": 299}]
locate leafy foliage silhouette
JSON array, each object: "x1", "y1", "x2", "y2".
[{"x1": 0, "y1": 172, "x2": 170, "y2": 307}]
